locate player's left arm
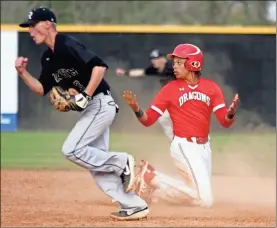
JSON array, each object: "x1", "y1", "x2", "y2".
[
  {"x1": 212, "y1": 83, "x2": 239, "y2": 128},
  {"x1": 67, "y1": 40, "x2": 108, "y2": 97},
  {"x1": 84, "y1": 65, "x2": 107, "y2": 96},
  {"x1": 123, "y1": 86, "x2": 169, "y2": 127}
]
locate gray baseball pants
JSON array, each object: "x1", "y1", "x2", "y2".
[{"x1": 61, "y1": 92, "x2": 147, "y2": 213}]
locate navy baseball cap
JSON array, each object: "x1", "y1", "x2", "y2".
[
  {"x1": 19, "y1": 7, "x2": 57, "y2": 28},
  {"x1": 149, "y1": 49, "x2": 165, "y2": 59}
]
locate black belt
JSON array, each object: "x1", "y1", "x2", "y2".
[
  {"x1": 94, "y1": 90, "x2": 111, "y2": 97},
  {"x1": 103, "y1": 90, "x2": 111, "y2": 95}
]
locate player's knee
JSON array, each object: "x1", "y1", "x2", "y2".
[{"x1": 61, "y1": 141, "x2": 74, "y2": 157}]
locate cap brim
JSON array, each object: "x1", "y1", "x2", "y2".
[
  {"x1": 19, "y1": 20, "x2": 36, "y2": 28},
  {"x1": 167, "y1": 54, "x2": 174, "y2": 60},
  {"x1": 150, "y1": 55, "x2": 165, "y2": 59}
]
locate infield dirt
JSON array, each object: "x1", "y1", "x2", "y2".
[{"x1": 1, "y1": 169, "x2": 275, "y2": 227}]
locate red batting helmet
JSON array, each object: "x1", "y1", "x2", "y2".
[{"x1": 167, "y1": 43, "x2": 203, "y2": 71}]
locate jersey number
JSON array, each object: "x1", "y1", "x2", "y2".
[{"x1": 73, "y1": 80, "x2": 85, "y2": 91}]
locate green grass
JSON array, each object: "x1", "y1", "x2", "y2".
[{"x1": 1, "y1": 131, "x2": 276, "y2": 175}]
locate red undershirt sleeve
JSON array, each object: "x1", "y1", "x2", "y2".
[
  {"x1": 214, "y1": 106, "x2": 235, "y2": 128},
  {"x1": 139, "y1": 85, "x2": 170, "y2": 127},
  {"x1": 211, "y1": 82, "x2": 235, "y2": 128}
]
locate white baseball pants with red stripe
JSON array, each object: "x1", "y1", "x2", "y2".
[
  {"x1": 154, "y1": 111, "x2": 213, "y2": 207},
  {"x1": 157, "y1": 110, "x2": 174, "y2": 141}
]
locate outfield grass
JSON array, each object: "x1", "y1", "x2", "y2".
[{"x1": 1, "y1": 131, "x2": 276, "y2": 175}]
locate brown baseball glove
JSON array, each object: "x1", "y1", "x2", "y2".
[{"x1": 49, "y1": 86, "x2": 85, "y2": 112}]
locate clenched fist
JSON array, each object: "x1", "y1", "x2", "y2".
[
  {"x1": 116, "y1": 68, "x2": 126, "y2": 76},
  {"x1": 123, "y1": 90, "x2": 139, "y2": 111},
  {"x1": 15, "y1": 57, "x2": 28, "y2": 74}
]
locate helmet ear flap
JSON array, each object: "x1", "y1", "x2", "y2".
[
  {"x1": 184, "y1": 58, "x2": 201, "y2": 71},
  {"x1": 184, "y1": 58, "x2": 192, "y2": 71}
]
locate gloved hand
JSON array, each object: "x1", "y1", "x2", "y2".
[{"x1": 49, "y1": 86, "x2": 92, "y2": 112}]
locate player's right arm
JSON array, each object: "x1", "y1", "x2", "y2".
[
  {"x1": 116, "y1": 68, "x2": 144, "y2": 77},
  {"x1": 15, "y1": 57, "x2": 44, "y2": 96},
  {"x1": 116, "y1": 66, "x2": 156, "y2": 77},
  {"x1": 15, "y1": 55, "x2": 55, "y2": 96},
  {"x1": 123, "y1": 85, "x2": 169, "y2": 127}
]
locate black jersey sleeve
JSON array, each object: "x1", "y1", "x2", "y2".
[
  {"x1": 66, "y1": 38, "x2": 108, "y2": 70},
  {"x1": 144, "y1": 65, "x2": 158, "y2": 75},
  {"x1": 38, "y1": 54, "x2": 56, "y2": 96},
  {"x1": 165, "y1": 63, "x2": 175, "y2": 76}
]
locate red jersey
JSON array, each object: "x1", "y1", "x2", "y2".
[{"x1": 146, "y1": 78, "x2": 230, "y2": 137}]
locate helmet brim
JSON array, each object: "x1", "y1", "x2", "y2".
[
  {"x1": 167, "y1": 53, "x2": 188, "y2": 60},
  {"x1": 167, "y1": 54, "x2": 174, "y2": 60}
]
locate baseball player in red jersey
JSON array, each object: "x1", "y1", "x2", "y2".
[{"x1": 123, "y1": 43, "x2": 239, "y2": 207}]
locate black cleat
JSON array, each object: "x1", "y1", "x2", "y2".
[
  {"x1": 120, "y1": 155, "x2": 136, "y2": 193},
  {"x1": 110, "y1": 207, "x2": 149, "y2": 221}
]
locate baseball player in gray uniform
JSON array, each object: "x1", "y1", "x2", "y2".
[{"x1": 15, "y1": 7, "x2": 149, "y2": 221}]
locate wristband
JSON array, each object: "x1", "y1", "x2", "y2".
[
  {"x1": 81, "y1": 91, "x2": 92, "y2": 101},
  {"x1": 134, "y1": 108, "x2": 144, "y2": 118},
  {"x1": 227, "y1": 113, "x2": 235, "y2": 119}
]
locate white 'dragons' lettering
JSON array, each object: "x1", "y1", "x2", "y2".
[{"x1": 179, "y1": 91, "x2": 210, "y2": 107}]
